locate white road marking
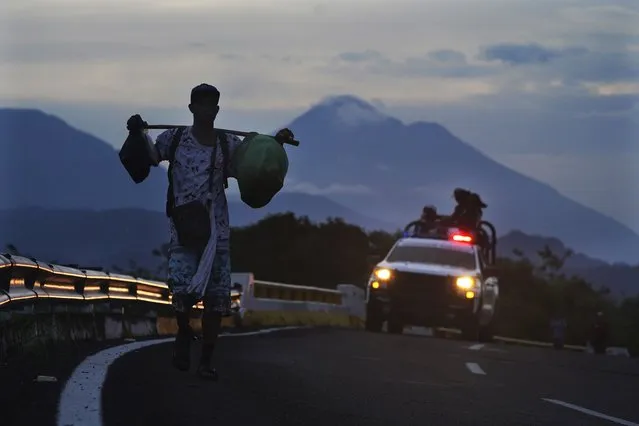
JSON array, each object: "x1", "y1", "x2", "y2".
[
  {"x1": 465, "y1": 362, "x2": 486, "y2": 375},
  {"x1": 56, "y1": 326, "x2": 308, "y2": 426},
  {"x1": 542, "y1": 399, "x2": 639, "y2": 426},
  {"x1": 469, "y1": 344, "x2": 484, "y2": 351}
]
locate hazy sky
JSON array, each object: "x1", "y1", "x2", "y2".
[{"x1": 1, "y1": 0, "x2": 638, "y2": 230}]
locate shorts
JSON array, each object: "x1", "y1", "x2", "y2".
[{"x1": 166, "y1": 239, "x2": 231, "y2": 314}]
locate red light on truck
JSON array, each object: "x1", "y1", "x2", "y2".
[{"x1": 451, "y1": 233, "x2": 473, "y2": 243}]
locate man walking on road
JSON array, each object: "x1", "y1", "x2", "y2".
[
  {"x1": 127, "y1": 84, "x2": 239, "y2": 380},
  {"x1": 125, "y1": 84, "x2": 293, "y2": 380}
]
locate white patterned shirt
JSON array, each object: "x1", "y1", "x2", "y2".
[{"x1": 154, "y1": 127, "x2": 243, "y2": 245}]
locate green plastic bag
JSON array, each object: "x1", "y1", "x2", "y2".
[{"x1": 233, "y1": 133, "x2": 289, "y2": 208}]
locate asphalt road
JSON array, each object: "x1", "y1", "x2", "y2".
[
  {"x1": 4, "y1": 327, "x2": 638, "y2": 426},
  {"x1": 98, "y1": 328, "x2": 638, "y2": 426}
]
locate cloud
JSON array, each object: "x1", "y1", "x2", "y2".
[
  {"x1": 332, "y1": 49, "x2": 496, "y2": 79},
  {"x1": 338, "y1": 50, "x2": 384, "y2": 63},
  {"x1": 331, "y1": 38, "x2": 639, "y2": 111},
  {"x1": 557, "y1": 51, "x2": 639, "y2": 84},
  {"x1": 428, "y1": 49, "x2": 467, "y2": 64},
  {"x1": 559, "y1": 2, "x2": 639, "y2": 29},
  {"x1": 1, "y1": 0, "x2": 635, "y2": 112},
  {"x1": 4, "y1": 0, "x2": 620, "y2": 108},
  {"x1": 3, "y1": 41, "x2": 157, "y2": 64},
  {"x1": 565, "y1": 32, "x2": 639, "y2": 51},
  {"x1": 326, "y1": 41, "x2": 639, "y2": 127},
  {"x1": 480, "y1": 42, "x2": 639, "y2": 86},
  {"x1": 480, "y1": 43, "x2": 588, "y2": 65}
]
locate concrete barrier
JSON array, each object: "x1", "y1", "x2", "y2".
[
  {"x1": 336, "y1": 284, "x2": 366, "y2": 328},
  {"x1": 239, "y1": 279, "x2": 354, "y2": 327}
]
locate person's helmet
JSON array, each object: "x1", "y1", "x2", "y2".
[
  {"x1": 453, "y1": 188, "x2": 470, "y2": 203},
  {"x1": 422, "y1": 205, "x2": 437, "y2": 214},
  {"x1": 470, "y1": 193, "x2": 488, "y2": 208},
  {"x1": 421, "y1": 205, "x2": 437, "y2": 220}
]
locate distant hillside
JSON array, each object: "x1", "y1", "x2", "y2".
[
  {"x1": 498, "y1": 230, "x2": 639, "y2": 298},
  {"x1": 228, "y1": 192, "x2": 394, "y2": 231},
  {"x1": 0, "y1": 198, "x2": 391, "y2": 271},
  {"x1": 497, "y1": 231, "x2": 609, "y2": 269},
  {"x1": 0, "y1": 108, "x2": 168, "y2": 212}
]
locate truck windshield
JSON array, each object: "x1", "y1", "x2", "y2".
[{"x1": 386, "y1": 245, "x2": 476, "y2": 270}]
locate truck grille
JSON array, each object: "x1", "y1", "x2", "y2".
[{"x1": 390, "y1": 271, "x2": 453, "y2": 305}]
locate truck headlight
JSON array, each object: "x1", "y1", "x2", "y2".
[
  {"x1": 374, "y1": 268, "x2": 392, "y2": 281},
  {"x1": 455, "y1": 276, "x2": 475, "y2": 290}
]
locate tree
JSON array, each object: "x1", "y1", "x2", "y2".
[{"x1": 537, "y1": 244, "x2": 573, "y2": 279}]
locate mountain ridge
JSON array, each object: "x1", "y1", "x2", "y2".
[
  {"x1": 279, "y1": 96, "x2": 639, "y2": 263},
  {"x1": 1, "y1": 99, "x2": 637, "y2": 263}
]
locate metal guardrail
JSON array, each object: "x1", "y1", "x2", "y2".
[
  {"x1": 0, "y1": 253, "x2": 343, "y2": 311},
  {"x1": 1, "y1": 253, "x2": 620, "y2": 355}
]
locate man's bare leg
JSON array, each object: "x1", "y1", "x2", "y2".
[
  {"x1": 196, "y1": 244, "x2": 230, "y2": 380},
  {"x1": 197, "y1": 306, "x2": 222, "y2": 380},
  {"x1": 172, "y1": 300, "x2": 194, "y2": 371},
  {"x1": 167, "y1": 246, "x2": 200, "y2": 372}
]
